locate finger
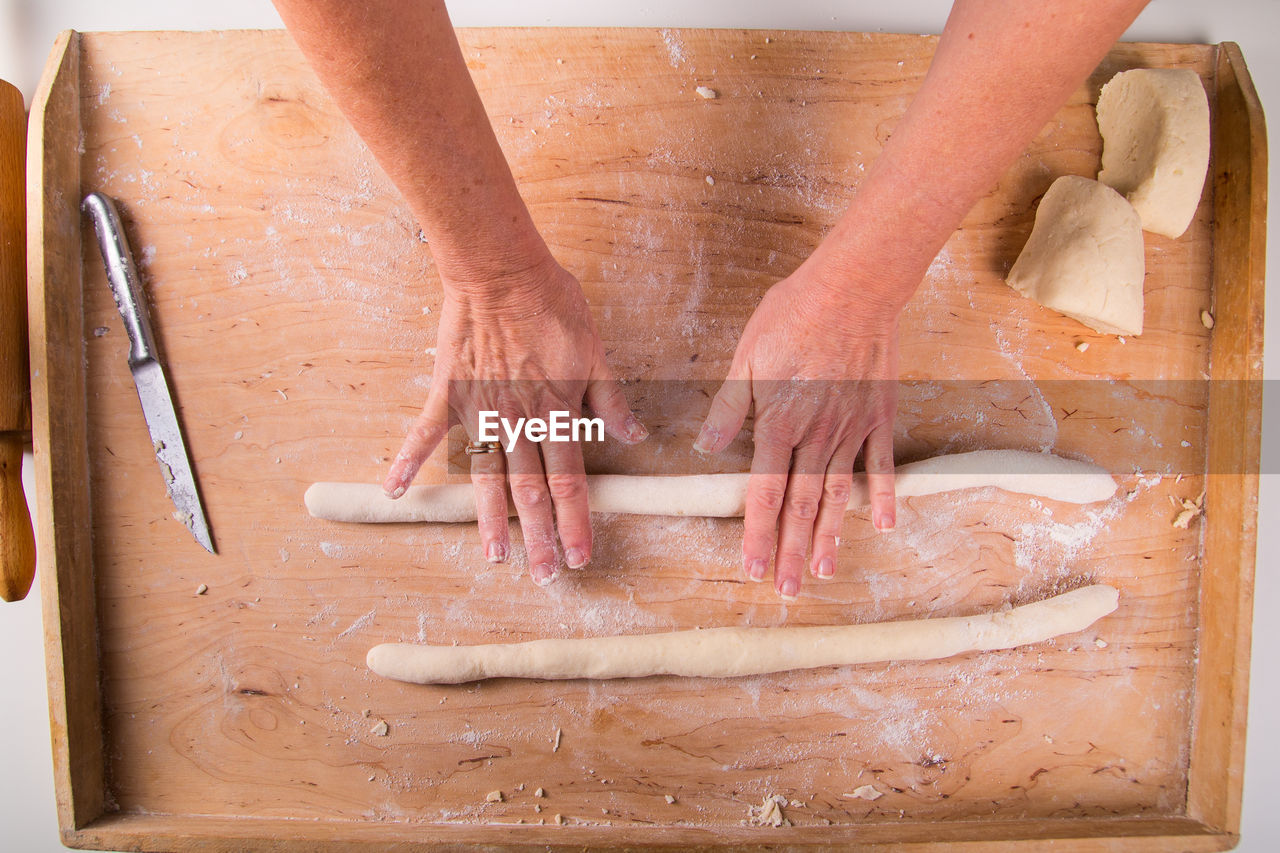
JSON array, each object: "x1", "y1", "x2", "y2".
[
  {"x1": 863, "y1": 419, "x2": 897, "y2": 532},
  {"x1": 773, "y1": 444, "x2": 828, "y2": 600},
  {"x1": 585, "y1": 358, "x2": 647, "y2": 443},
  {"x1": 505, "y1": 436, "x2": 560, "y2": 586},
  {"x1": 541, "y1": 438, "x2": 592, "y2": 569},
  {"x1": 741, "y1": 429, "x2": 791, "y2": 585},
  {"x1": 470, "y1": 447, "x2": 510, "y2": 563},
  {"x1": 695, "y1": 360, "x2": 750, "y2": 454},
  {"x1": 810, "y1": 437, "x2": 859, "y2": 580},
  {"x1": 384, "y1": 385, "x2": 450, "y2": 498}
]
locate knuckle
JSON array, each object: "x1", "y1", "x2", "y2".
[
  {"x1": 786, "y1": 495, "x2": 821, "y2": 521},
  {"x1": 509, "y1": 479, "x2": 547, "y2": 509},
  {"x1": 546, "y1": 473, "x2": 586, "y2": 503},
  {"x1": 775, "y1": 544, "x2": 808, "y2": 564},
  {"x1": 751, "y1": 483, "x2": 787, "y2": 512},
  {"x1": 471, "y1": 471, "x2": 505, "y2": 489},
  {"x1": 824, "y1": 479, "x2": 852, "y2": 504},
  {"x1": 598, "y1": 383, "x2": 626, "y2": 409}
]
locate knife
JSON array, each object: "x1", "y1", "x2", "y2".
[{"x1": 81, "y1": 192, "x2": 215, "y2": 554}]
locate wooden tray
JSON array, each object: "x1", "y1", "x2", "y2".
[{"x1": 24, "y1": 28, "x2": 1264, "y2": 850}]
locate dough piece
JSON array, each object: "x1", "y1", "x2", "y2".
[
  {"x1": 1006, "y1": 176, "x2": 1145, "y2": 335},
  {"x1": 304, "y1": 449, "x2": 1116, "y2": 523},
  {"x1": 366, "y1": 584, "x2": 1118, "y2": 684},
  {"x1": 1096, "y1": 68, "x2": 1210, "y2": 239}
]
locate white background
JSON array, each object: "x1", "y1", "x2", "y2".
[{"x1": 1, "y1": 1, "x2": 1275, "y2": 850}]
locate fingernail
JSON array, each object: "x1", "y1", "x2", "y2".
[
  {"x1": 534, "y1": 566, "x2": 559, "y2": 587},
  {"x1": 486, "y1": 541, "x2": 507, "y2": 563},
  {"x1": 779, "y1": 578, "x2": 799, "y2": 600},
  {"x1": 565, "y1": 548, "x2": 587, "y2": 569},
  {"x1": 875, "y1": 511, "x2": 896, "y2": 533},
  {"x1": 693, "y1": 426, "x2": 719, "y2": 454},
  {"x1": 384, "y1": 483, "x2": 406, "y2": 499},
  {"x1": 626, "y1": 417, "x2": 649, "y2": 443},
  {"x1": 817, "y1": 557, "x2": 834, "y2": 579},
  {"x1": 746, "y1": 559, "x2": 766, "y2": 582}
]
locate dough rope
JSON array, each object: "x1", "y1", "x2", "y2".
[
  {"x1": 366, "y1": 584, "x2": 1119, "y2": 684},
  {"x1": 305, "y1": 449, "x2": 1116, "y2": 523}
]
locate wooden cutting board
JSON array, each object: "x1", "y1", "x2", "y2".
[{"x1": 26, "y1": 27, "x2": 1263, "y2": 850}]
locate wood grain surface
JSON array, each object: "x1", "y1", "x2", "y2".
[
  {"x1": 1, "y1": 77, "x2": 37, "y2": 601},
  {"x1": 30, "y1": 27, "x2": 1263, "y2": 850}
]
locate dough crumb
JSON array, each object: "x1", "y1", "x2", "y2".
[
  {"x1": 1201, "y1": 309, "x2": 1215, "y2": 329},
  {"x1": 554, "y1": 813, "x2": 565, "y2": 825},
  {"x1": 705, "y1": 175, "x2": 715, "y2": 185},
  {"x1": 534, "y1": 787, "x2": 545, "y2": 798},
  {"x1": 749, "y1": 794, "x2": 790, "y2": 827},
  {"x1": 485, "y1": 790, "x2": 503, "y2": 803},
  {"x1": 370, "y1": 720, "x2": 389, "y2": 737},
  {"x1": 195, "y1": 583, "x2": 208, "y2": 596},
  {"x1": 695, "y1": 85, "x2": 718, "y2": 99},
  {"x1": 665, "y1": 794, "x2": 677, "y2": 804},
  {"x1": 367, "y1": 774, "x2": 375, "y2": 781},
  {"x1": 1075, "y1": 341, "x2": 1089, "y2": 353},
  {"x1": 534, "y1": 803, "x2": 542, "y2": 813},
  {"x1": 361, "y1": 708, "x2": 371, "y2": 718},
  {"x1": 1094, "y1": 637, "x2": 1109, "y2": 649},
  {"x1": 153, "y1": 439, "x2": 165, "y2": 453},
  {"x1": 844, "y1": 784, "x2": 883, "y2": 801},
  {"x1": 233, "y1": 430, "x2": 244, "y2": 440},
  {"x1": 1044, "y1": 734, "x2": 1054, "y2": 744},
  {"x1": 1172, "y1": 491, "x2": 1205, "y2": 529},
  {"x1": 553, "y1": 727, "x2": 562, "y2": 752},
  {"x1": 1118, "y1": 336, "x2": 1126, "y2": 344}
]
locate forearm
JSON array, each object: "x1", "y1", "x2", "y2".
[
  {"x1": 273, "y1": 0, "x2": 550, "y2": 293},
  {"x1": 813, "y1": 0, "x2": 1150, "y2": 312}
]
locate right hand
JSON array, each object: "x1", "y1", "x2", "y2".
[{"x1": 382, "y1": 259, "x2": 647, "y2": 586}]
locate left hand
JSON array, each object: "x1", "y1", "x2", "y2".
[{"x1": 695, "y1": 260, "x2": 901, "y2": 600}]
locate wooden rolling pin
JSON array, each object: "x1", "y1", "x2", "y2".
[{"x1": 1, "y1": 80, "x2": 36, "y2": 602}]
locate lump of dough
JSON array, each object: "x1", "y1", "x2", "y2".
[
  {"x1": 1006, "y1": 175, "x2": 1144, "y2": 336},
  {"x1": 1096, "y1": 68, "x2": 1210, "y2": 239}
]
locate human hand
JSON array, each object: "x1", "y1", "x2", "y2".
[
  {"x1": 695, "y1": 261, "x2": 900, "y2": 599},
  {"x1": 383, "y1": 260, "x2": 647, "y2": 585}
]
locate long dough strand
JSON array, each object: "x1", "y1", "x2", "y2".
[
  {"x1": 306, "y1": 449, "x2": 1116, "y2": 523},
  {"x1": 366, "y1": 584, "x2": 1118, "y2": 684}
]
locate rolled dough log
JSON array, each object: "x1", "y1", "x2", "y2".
[
  {"x1": 367, "y1": 584, "x2": 1119, "y2": 684},
  {"x1": 1096, "y1": 68, "x2": 1210, "y2": 240},
  {"x1": 1006, "y1": 175, "x2": 1145, "y2": 336},
  {"x1": 304, "y1": 449, "x2": 1116, "y2": 523}
]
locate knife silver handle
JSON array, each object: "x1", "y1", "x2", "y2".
[{"x1": 82, "y1": 192, "x2": 156, "y2": 367}]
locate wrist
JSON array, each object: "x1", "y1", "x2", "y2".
[
  {"x1": 801, "y1": 240, "x2": 915, "y2": 325},
  {"x1": 430, "y1": 225, "x2": 556, "y2": 300},
  {"x1": 440, "y1": 252, "x2": 577, "y2": 318}
]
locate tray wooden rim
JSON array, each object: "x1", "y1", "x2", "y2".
[{"x1": 26, "y1": 28, "x2": 1265, "y2": 852}]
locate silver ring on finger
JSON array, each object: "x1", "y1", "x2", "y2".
[{"x1": 465, "y1": 441, "x2": 501, "y2": 455}]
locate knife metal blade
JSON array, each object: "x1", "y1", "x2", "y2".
[{"x1": 82, "y1": 192, "x2": 215, "y2": 554}]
